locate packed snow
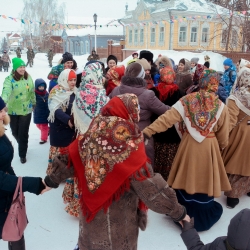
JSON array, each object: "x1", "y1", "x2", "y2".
[{"x1": 0, "y1": 52, "x2": 249, "y2": 250}]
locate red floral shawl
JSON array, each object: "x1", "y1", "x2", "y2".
[
  {"x1": 157, "y1": 67, "x2": 179, "y2": 101},
  {"x1": 106, "y1": 65, "x2": 125, "y2": 95},
  {"x1": 69, "y1": 94, "x2": 149, "y2": 222}
]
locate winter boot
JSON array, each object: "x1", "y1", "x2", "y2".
[
  {"x1": 226, "y1": 197, "x2": 239, "y2": 209},
  {"x1": 39, "y1": 140, "x2": 47, "y2": 144},
  {"x1": 20, "y1": 157, "x2": 27, "y2": 164}
]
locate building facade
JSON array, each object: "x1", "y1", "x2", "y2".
[{"x1": 121, "y1": 0, "x2": 242, "y2": 52}]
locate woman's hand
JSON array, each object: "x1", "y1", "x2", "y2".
[
  {"x1": 179, "y1": 214, "x2": 191, "y2": 228},
  {"x1": 41, "y1": 179, "x2": 52, "y2": 194},
  {"x1": 68, "y1": 120, "x2": 73, "y2": 129}
]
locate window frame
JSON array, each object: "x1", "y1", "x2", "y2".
[{"x1": 151, "y1": 27, "x2": 156, "y2": 44}]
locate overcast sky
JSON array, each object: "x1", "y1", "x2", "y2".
[{"x1": 0, "y1": 0, "x2": 137, "y2": 38}]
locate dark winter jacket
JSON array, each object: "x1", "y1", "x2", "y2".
[
  {"x1": 109, "y1": 76, "x2": 169, "y2": 164},
  {"x1": 0, "y1": 134, "x2": 44, "y2": 239},
  {"x1": 181, "y1": 208, "x2": 250, "y2": 250},
  {"x1": 33, "y1": 79, "x2": 49, "y2": 124},
  {"x1": 48, "y1": 64, "x2": 64, "y2": 92},
  {"x1": 151, "y1": 88, "x2": 182, "y2": 144},
  {"x1": 49, "y1": 93, "x2": 75, "y2": 147}
]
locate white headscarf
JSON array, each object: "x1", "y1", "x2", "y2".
[{"x1": 48, "y1": 69, "x2": 77, "y2": 122}]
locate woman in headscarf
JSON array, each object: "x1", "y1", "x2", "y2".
[
  {"x1": 222, "y1": 65, "x2": 250, "y2": 209},
  {"x1": 105, "y1": 65, "x2": 125, "y2": 95},
  {"x1": 62, "y1": 62, "x2": 109, "y2": 217},
  {"x1": 46, "y1": 69, "x2": 77, "y2": 175},
  {"x1": 44, "y1": 94, "x2": 188, "y2": 250},
  {"x1": 143, "y1": 70, "x2": 231, "y2": 232},
  {"x1": 176, "y1": 58, "x2": 193, "y2": 96},
  {"x1": 152, "y1": 67, "x2": 182, "y2": 181}
]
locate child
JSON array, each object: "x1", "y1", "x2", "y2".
[
  {"x1": 33, "y1": 79, "x2": 49, "y2": 144},
  {"x1": 181, "y1": 208, "x2": 250, "y2": 249}
]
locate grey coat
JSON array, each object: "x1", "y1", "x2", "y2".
[
  {"x1": 181, "y1": 208, "x2": 250, "y2": 250},
  {"x1": 45, "y1": 154, "x2": 186, "y2": 250},
  {"x1": 109, "y1": 76, "x2": 169, "y2": 165}
]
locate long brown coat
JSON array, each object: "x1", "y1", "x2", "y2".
[
  {"x1": 143, "y1": 107, "x2": 231, "y2": 198},
  {"x1": 46, "y1": 156, "x2": 186, "y2": 250},
  {"x1": 222, "y1": 99, "x2": 250, "y2": 176}
]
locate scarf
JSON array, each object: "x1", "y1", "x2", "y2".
[
  {"x1": 238, "y1": 59, "x2": 250, "y2": 72},
  {"x1": 229, "y1": 66, "x2": 250, "y2": 116},
  {"x1": 193, "y1": 64, "x2": 205, "y2": 84},
  {"x1": 48, "y1": 69, "x2": 77, "y2": 122},
  {"x1": 70, "y1": 94, "x2": 149, "y2": 222},
  {"x1": 173, "y1": 69, "x2": 224, "y2": 143},
  {"x1": 35, "y1": 89, "x2": 47, "y2": 96},
  {"x1": 157, "y1": 67, "x2": 178, "y2": 101},
  {"x1": 73, "y1": 62, "x2": 109, "y2": 134},
  {"x1": 106, "y1": 65, "x2": 125, "y2": 95}
]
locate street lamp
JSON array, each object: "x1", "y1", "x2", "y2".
[{"x1": 93, "y1": 13, "x2": 97, "y2": 52}]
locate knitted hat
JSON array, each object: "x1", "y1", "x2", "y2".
[
  {"x1": 191, "y1": 57, "x2": 199, "y2": 64},
  {"x1": 125, "y1": 62, "x2": 145, "y2": 78},
  {"x1": 61, "y1": 52, "x2": 73, "y2": 64},
  {"x1": 107, "y1": 55, "x2": 118, "y2": 64},
  {"x1": 0, "y1": 97, "x2": 6, "y2": 110},
  {"x1": 204, "y1": 61, "x2": 210, "y2": 68},
  {"x1": 139, "y1": 50, "x2": 154, "y2": 64},
  {"x1": 68, "y1": 70, "x2": 77, "y2": 80},
  {"x1": 224, "y1": 58, "x2": 233, "y2": 67},
  {"x1": 12, "y1": 57, "x2": 26, "y2": 71},
  {"x1": 137, "y1": 58, "x2": 151, "y2": 71}
]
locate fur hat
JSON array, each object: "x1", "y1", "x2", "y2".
[
  {"x1": 156, "y1": 56, "x2": 173, "y2": 69},
  {"x1": 125, "y1": 62, "x2": 145, "y2": 79},
  {"x1": 137, "y1": 58, "x2": 151, "y2": 71},
  {"x1": 61, "y1": 52, "x2": 73, "y2": 64},
  {"x1": 107, "y1": 55, "x2": 118, "y2": 64},
  {"x1": 139, "y1": 50, "x2": 154, "y2": 64},
  {"x1": 191, "y1": 57, "x2": 199, "y2": 64}
]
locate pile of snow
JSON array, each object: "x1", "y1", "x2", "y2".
[{"x1": 122, "y1": 50, "x2": 226, "y2": 72}]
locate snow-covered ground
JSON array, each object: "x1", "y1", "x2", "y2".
[{"x1": 0, "y1": 52, "x2": 249, "y2": 250}]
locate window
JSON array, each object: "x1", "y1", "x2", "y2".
[
  {"x1": 221, "y1": 29, "x2": 228, "y2": 44},
  {"x1": 159, "y1": 27, "x2": 164, "y2": 43},
  {"x1": 151, "y1": 28, "x2": 155, "y2": 43},
  {"x1": 179, "y1": 27, "x2": 187, "y2": 42},
  {"x1": 190, "y1": 27, "x2": 197, "y2": 43},
  {"x1": 140, "y1": 28, "x2": 144, "y2": 43},
  {"x1": 85, "y1": 41, "x2": 89, "y2": 54},
  {"x1": 134, "y1": 29, "x2": 138, "y2": 43},
  {"x1": 202, "y1": 28, "x2": 209, "y2": 43},
  {"x1": 129, "y1": 30, "x2": 133, "y2": 43}
]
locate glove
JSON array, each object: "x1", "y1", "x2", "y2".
[{"x1": 182, "y1": 217, "x2": 194, "y2": 232}]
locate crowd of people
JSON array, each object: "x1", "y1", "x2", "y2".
[{"x1": 0, "y1": 49, "x2": 250, "y2": 250}]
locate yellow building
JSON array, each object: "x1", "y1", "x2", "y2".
[{"x1": 121, "y1": 0, "x2": 242, "y2": 52}]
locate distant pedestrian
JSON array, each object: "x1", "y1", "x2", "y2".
[
  {"x1": 47, "y1": 49, "x2": 54, "y2": 67},
  {"x1": 26, "y1": 48, "x2": 33, "y2": 67},
  {"x1": 87, "y1": 49, "x2": 100, "y2": 61},
  {"x1": 33, "y1": 78, "x2": 50, "y2": 144},
  {"x1": 104, "y1": 54, "x2": 117, "y2": 74},
  {"x1": 1, "y1": 50, "x2": 11, "y2": 72},
  {"x1": 16, "y1": 47, "x2": 21, "y2": 58},
  {"x1": 132, "y1": 52, "x2": 138, "y2": 59},
  {"x1": 0, "y1": 56, "x2": 3, "y2": 72}
]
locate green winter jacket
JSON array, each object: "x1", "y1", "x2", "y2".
[{"x1": 1, "y1": 73, "x2": 36, "y2": 115}]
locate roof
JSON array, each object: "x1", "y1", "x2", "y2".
[{"x1": 8, "y1": 33, "x2": 21, "y2": 39}]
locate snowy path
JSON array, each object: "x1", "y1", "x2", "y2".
[{"x1": 0, "y1": 53, "x2": 249, "y2": 250}]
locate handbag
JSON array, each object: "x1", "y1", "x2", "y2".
[{"x1": 2, "y1": 177, "x2": 28, "y2": 241}]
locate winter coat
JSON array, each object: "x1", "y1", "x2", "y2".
[
  {"x1": 1, "y1": 74, "x2": 36, "y2": 115},
  {"x1": 33, "y1": 80, "x2": 49, "y2": 124},
  {"x1": 1, "y1": 54, "x2": 10, "y2": 63},
  {"x1": 48, "y1": 64, "x2": 64, "y2": 92},
  {"x1": 0, "y1": 133, "x2": 44, "y2": 239},
  {"x1": 181, "y1": 209, "x2": 250, "y2": 250},
  {"x1": 47, "y1": 50, "x2": 54, "y2": 60},
  {"x1": 218, "y1": 66, "x2": 237, "y2": 102},
  {"x1": 45, "y1": 153, "x2": 186, "y2": 250},
  {"x1": 109, "y1": 76, "x2": 169, "y2": 164},
  {"x1": 49, "y1": 93, "x2": 75, "y2": 147}
]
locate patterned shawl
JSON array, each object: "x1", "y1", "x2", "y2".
[
  {"x1": 72, "y1": 62, "x2": 109, "y2": 134},
  {"x1": 69, "y1": 94, "x2": 149, "y2": 222},
  {"x1": 229, "y1": 67, "x2": 250, "y2": 116},
  {"x1": 173, "y1": 69, "x2": 224, "y2": 142},
  {"x1": 48, "y1": 69, "x2": 77, "y2": 122},
  {"x1": 106, "y1": 65, "x2": 125, "y2": 95},
  {"x1": 157, "y1": 67, "x2": 178, "y2": 101}
]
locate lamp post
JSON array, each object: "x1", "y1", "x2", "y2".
[{"x1": 93, "y1": 13, "x2": 97, "y2": 52}]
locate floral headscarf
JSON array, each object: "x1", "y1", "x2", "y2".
[
  {"x1": 48, "y1": 69, "x2": 77, "y2": 122},
  {"x1": 174, "y1": 69, "x2": 224, "y2": 142},
  {"x1": 229, "y1": 67, "x2": 250, "y2": 115},
  {"x1": 106, "y1": 65, "x2": 125, "y2": 95},
  {"x1": 157, "y1": 67, "x2": 178, "y2": 101},
  {"x1": 73, "y1": 62, "x2": 109, "y2": 134},
  {"x1": 71, "y1": 93, "x2": 149, "y2": 222}
]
